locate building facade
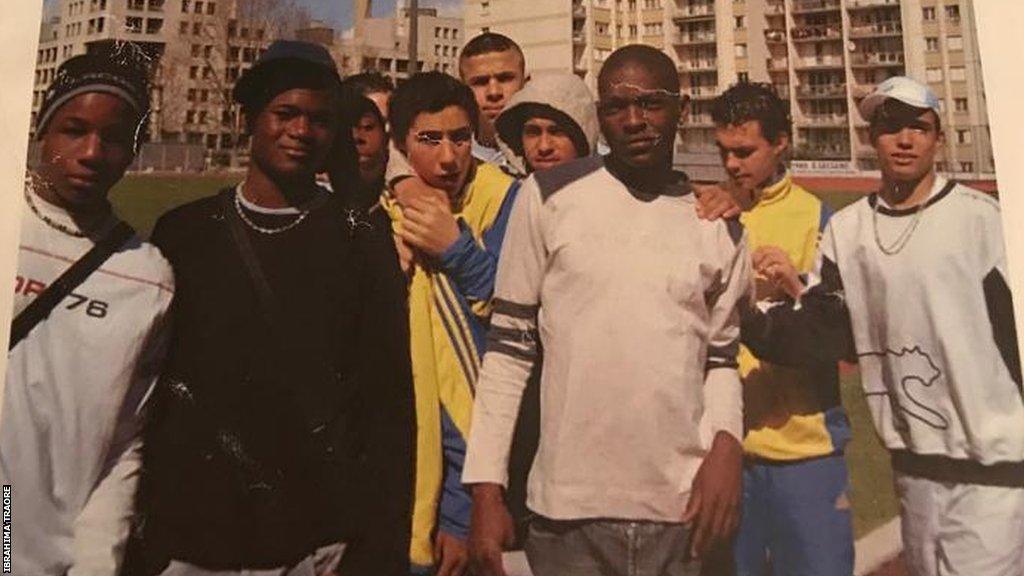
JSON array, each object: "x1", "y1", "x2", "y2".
[
  {"x1": 30, "y1": 0, "x2": 301, "y2": 157},
  {"x1": 464, "y1": 0, "x2": 993, "y2": 177},
  {"x1": 338, "y1": 6, "x2": 463, "y2": 83}
]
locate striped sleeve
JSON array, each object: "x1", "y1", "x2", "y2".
[
  {"x1": 462, "y1": 176, "x2": 545, "y2": 487},
  {"x1": 701, "y1": 222, "x2": 751, "y2": 443}
]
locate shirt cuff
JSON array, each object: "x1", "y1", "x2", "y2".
[{"x1": 702, "y1": 367, "x2": 744, "y2": 444}]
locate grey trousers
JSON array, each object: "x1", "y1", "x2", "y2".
[{"x1": 524, "y1": 517, "x2": 701, "y2": 576}]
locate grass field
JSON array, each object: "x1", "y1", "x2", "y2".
[{"x1": 109, "y1": 173, "x2": 898, "y2": 538}]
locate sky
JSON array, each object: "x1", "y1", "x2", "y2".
[
  {"x1": 299, "y1": 0, "x2": 463, "y2": 31},
  {"x1": 42, "y1": 0, "x2": 464, "y2": 33}
]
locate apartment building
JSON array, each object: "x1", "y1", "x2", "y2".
[
  {"x1": 338, "y1": 7, "x2": 463, "y2": 82},
  {"x1": 30, "y1": 0, "x2": 293, "y2": 154},
  {"x1": 465, "y1": 0, "x2": 993, "y2": 176}
]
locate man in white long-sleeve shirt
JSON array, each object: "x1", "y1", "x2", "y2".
[
  {"x1": 2, "y1": 49, "x2": 173, "y2": 575},
  {"x1": 464, "y1": 45, "x2": 751, "y2": 576}
]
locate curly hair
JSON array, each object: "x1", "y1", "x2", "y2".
[{"x1": 711, "y1": 82, "x2": 791, "y2": 143}]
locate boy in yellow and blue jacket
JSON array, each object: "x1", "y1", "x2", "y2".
[
  {"x1": 384, "y1": 71, "x2": 520, "y2": 575},
  {"x1": 707, "y1": 82, "x2": 853, "y2": 575}
]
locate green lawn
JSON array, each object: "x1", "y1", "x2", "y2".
[
  {"x1": 108, "y1": 173, "x2": 897, "y2": 538},
  {"x1": 109, "y1": 173, "x2": 240, "y2": 237}
]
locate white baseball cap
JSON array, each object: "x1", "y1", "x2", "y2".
[{"x1": 858, "y1": 76, "x2": 941, "y2": 122}]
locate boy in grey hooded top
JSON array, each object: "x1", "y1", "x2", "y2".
[{"x1": 494, "y1": 73, "x2": 600, "y2": 175}]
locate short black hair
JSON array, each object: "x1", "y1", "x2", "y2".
[
  {"x1": 869, "y1": 98, "x2": 942, "y2": 136},
  {"x1": 597, "y1": 45, "x2": 679, "y2": 94},
  {"x1": 389, "y1": 71, "x2": 480, "y2": 145},
  {"x1": 341, "y1": 71, "x2": 394, "y2": 97},
  {"x1": 459, "y1": 32, "x2": 525, "y2": 75},
  {"x1": 711, "y1": 82, "x2": 791, "y2": 143}
]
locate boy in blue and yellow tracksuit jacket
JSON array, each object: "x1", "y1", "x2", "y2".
[
  {"x1": 383, "y1": 162, "x2": 519, "y2": 574},
  {"x1": 734, "y1": 173, "x2": 855, "y2": 575}
]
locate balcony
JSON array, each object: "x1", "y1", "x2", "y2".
[
  {"x1": 674, "y1": 3, "x2": 715, "y2": 21},
  {"x1": 684, "y1": 86, "x2": 721, "y2": 100},
  {"x1": 673, "y1": 29, "x2": 717, "y2": 45},
  {"x1": 798, "y1": 113, "x2": 849, "y2": 127},
  {"x1": 766, "y1": 2, "x2": 786, "y2": 16},
  {"x1": 765, "y1": 28, "x2": 786, "y2": 43},
  {"x1": 796, "y1": 83, "x2": 847, "y2": 99},
  {"x1": 849, "y1": 51, "x2": 905, "y2": 67},
  {"x1": 846, "y1": 0, "x2": 900, "y2": 9},
  {"x1": 573, "y1": 2, "x2": 586, "y2": 19},
  {"x1": 791, "y1": 25, "x2": 843, "y2": 42},
  {"x1": 848, "y1": 20, "x2": 902, "y2": 38},
  {"x1": 794, "y1": 55, "x2": 844, "y2": 69},
  {"x1": 685, "y1": 114, "x2": 715, "y2": 127},
  {"x1": 795, "y1": 142, "x2": 852, "y2": 159},
  {"x1": 767, "y1": 57, "x2": 789, "y2": 71},
  {"x1": 679, "y1": 58, "x2": 718, "y2": 72},
  {"x1": 791, "y1": 0, "x2": 841, "y2": 14},
  {"x1": 573, "y1": 30, "x2": 586, "y2": 44}
]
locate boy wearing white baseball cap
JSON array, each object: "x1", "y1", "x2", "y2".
[{"x1": 740, "y1": 76, "x2": 1024, "y2": 575}]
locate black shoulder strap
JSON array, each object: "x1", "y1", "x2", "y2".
[{"x1": 10, "y1": 220, "x2": 135, "y2": 351}]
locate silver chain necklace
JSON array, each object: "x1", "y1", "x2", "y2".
[
  {"x1": 24, "y1": 181, "x2": 87, "y2": 238},
  {"x1": 233, "y1": 186, "x2": 309, "y2": 235},
  {"x1": 872, "y1": 193, "x2": 927, "y2": 256}
]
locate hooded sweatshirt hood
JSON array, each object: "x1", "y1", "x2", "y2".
[{"x1": 495, "y1": 73, "x2": 599, "y2": 175}]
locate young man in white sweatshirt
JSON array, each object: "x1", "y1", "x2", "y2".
[
  {"x1": 2, "y1": 49, "x2": 174, "y2": 576},
  {"x1": 464, "y1": 45, "x2": 750, "y2": 576},
  {"x1": 743, "y1": 76, "x2": 1024, "y2": 576}
]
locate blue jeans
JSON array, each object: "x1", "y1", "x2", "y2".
[
  {"x1": 525, "y1": 516, "x2": 701, "y2": 576},
  {"x1": 734, "y1": 453, "x2": 854, "y2": 576}
]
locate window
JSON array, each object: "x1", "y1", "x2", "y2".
[
  {"x1": 186, "y1": 110, "x2": 195, "y2": 123},
  {"x1": 241, "y1": 26, "x2": 250, "y2": 39},
  {"x1": 179, "y1": 21, "x2": 189, "y2": 34},
  {"x1": 243, "y1": 47, "x2": 255, "y2": 62},
  {"x1": 88, "y1": 19, "x2": 96, "y2": 34},
  {"x1": 434, "y1": 27, "x2": 440, "y2": 38},
  {"x1": 204, "y1": 45, "x2": 212, "y2": 58},
  {"x1": 148, "y1": 0, "x2": 164, "y2": 11},
  {"x1": 434, "y1": 45, "x2": 440, "y2": 56},
  {"x1": 956, "y1": 129, "x2": 971, "y2": 144},
  {"x1": 226, "y1": 66, "x2": 239, "y2": 81},
  {"x1": 926, "y1": 67, "x2": 942, "y2": 82},
  {"x1": 191, "y1": 43, "x2": 201, "y2": 56},
  {"x1": 735, "y1": 16, "x2": 745, "y2": 29},
  {"x1": 738, "y1": 72, "x2": 749, "y2": 83},
  {"x1": 198, "y1": 111, "x2": 208, "y2": 124},
  {"x1": 202, "y1": 66, "x2": 212, "y2": 79},
  {"x1": 206, "y1": 2, "x2": 214, "y2": 14},
  {"x1": 192, "y1": 22, "x2": 201, "y2": 34},
  {"x1": 735, "y1": 43, "x2": 747, "y2": 58},
  {"x1": 200, "y1": 89, "x2": 209, "y2": 102},
  {"x1": 146, "y1": 18, "x2": 163, "y2": 34},
  {"x1": 960, "y1": 161, "x2": 973, "y2": 172},
  {"x1": 194, "y1": 1, "x2": 203, "y2": 13},
  {"x1": 443, "y1": 28, "x2": 450, "y2": 39},
  {"x1": 955, "y1": 97, "x2": 968, "y2": 112},
  {"x1": 923, "y1": 7, "x2": 935, "y2": 20},
  {"x1": 950, "y1": 66, "x2": 966, "y2": 81},
  {"x1": 945, "y1": 4, "x2": 960, "y2": 22},
  {"x1": 229, "y1": 46, "x2": 240, "y2": 61},
  {"x1": 947, "y1": 35, "x2": 963, "y2": 50},
  {"x1": 97, "y1": 17, "x2": 105, "y2": 32},
  {"x1": 926, "y1": 37, "x2": 939, "y2": 51},
  {"x1": 126, "y1": 16, "x2": 143, "y2": 33},
  {"x1": 128, "y1": 0, "x2": 144, "y2": 9},
  {"x1": 189, "y1": 65, "x2": 198, "y2": 79},
  {"x1": 453, "y1": 29, "x2": 458, "y2": 40},
  {"x1": 187, "y1": 88, "x2": 196, "y2": 101},
  {"x1": 629, "y1": 24, "x2": 638, "y2": 38},
  {"x1": 181, "y1": 0, "x2": 189, "y2": 11}
]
